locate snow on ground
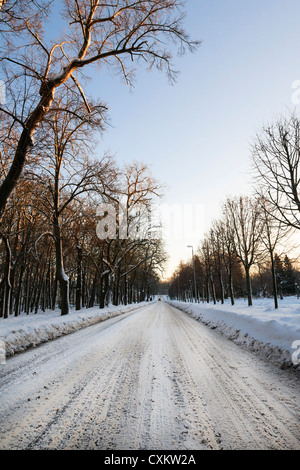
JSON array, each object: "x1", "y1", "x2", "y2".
[
  {"x1": 2, "y1": 301, "x2": 299, "y2": 450},
  {"x1": 0, "y1": 302, "x2": 148, "y2": 358},
  {"x1": 167, "y1": 297, "x2": 300, "y2": 369},
  {"x1": 1, "y1": 295, "x2": 300, "y2": 370}
]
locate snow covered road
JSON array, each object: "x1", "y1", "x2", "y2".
[{"x1": 0, "y1": 300, "x2": 299, "y2": 450}]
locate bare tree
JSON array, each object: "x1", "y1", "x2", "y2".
[
  {"x1": 30, "y1": 92, "x2": 114, "y2": 315},
  {"x1": 252, "y1": 113, "x2": 300, "y2": 230},
  {"x1": 224, "y1": 196, "x2": 263, "y2": 306},
  {"x1": 209, "y1": 223, "x2": 225, "y2": 304},
  {"x1": 258, "y1": 197, "x2": 296, "y2": 308},
  {"x1": 199, "y1": 237, "x2": 216, "y2": 304},
  {"x1": 219, "y1": 204, "x2": 242, "y2": 306},
  {"x1": 0, "y1": 0, "x2": 200, "y2": 216},
  {"x1": 97, "y1": 160, "x2": 164, "y2": 305}
]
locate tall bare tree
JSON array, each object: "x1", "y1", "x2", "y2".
[
  {"x1": 220, "y1": 203, "x2": 242, "y2": 306},
  {"x1": 0, "y1": 0, "x2": 199, "y2": 217},
  {"x1": 258, "y1": 197, "x2": 295, "y2": 308},
  {"x1": 209, "y1": 223, "x2": 225, "y2": 304},
  {"x1": 224, "y1": 196, "x2": 263, "y2": 306},
  {"x1": 96, "y1": 160, "x2": 164, "y2": 305},
  {"x1": 252, "y1": 113, "x2": 300, "y2": 230},
  {"x1": 30, "y1": 92, "x2": 114, "y2": 315}
]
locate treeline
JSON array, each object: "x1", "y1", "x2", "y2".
[
  {"x1": 168, "y1": 223, "x2": 299, "y2": 307},
  {"x1": 0, "y1": 70, "x2": 167, "y2": 318},
  {"x1": 169, "y1": 112, "x2": 300, "y2": 308}
]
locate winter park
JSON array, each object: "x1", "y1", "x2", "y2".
[{"x1": 0, "y1": 0, "x2": 300, "y2": 454}]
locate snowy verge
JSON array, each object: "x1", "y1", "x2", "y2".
[
  {"x1": 0, "y1": 302, "x2": 148, "y2": 358},
  {"x1": 167, "y1": 298, "x2": 300, "y2": 370}
]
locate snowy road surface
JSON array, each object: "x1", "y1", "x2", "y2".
[{"x1": 0, "y1": 301, "x2": 299, "y2": 450}]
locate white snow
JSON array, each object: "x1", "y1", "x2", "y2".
[
  {"x1": 2, "y1": 301, "x2": 300, "y2": 450},
  {"x1": 1, "y1": 296, "x2": 300, "y2": 370},
  {"x1": 167, "y1": 297, "x2": 300, "y2": 369},
  {"x1": 0, "y1": 302, "x2": 148, "y2": 358}
]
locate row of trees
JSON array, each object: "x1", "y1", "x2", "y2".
[
  {"x1": 169, "y1": 112, "x2": 300, "y2": 308},
  {"x1": 168, "y1": 195, "x2": 299, "y2": 307},
  {"x1": 0, "y1": 74, "x2": 168, "y2": 318},
  {"x1": 0, "y1": 150, "x2": 167, "y2": 318},
  {"x1": 0, "y1": 0, "x2": 199, "y2": 317}
]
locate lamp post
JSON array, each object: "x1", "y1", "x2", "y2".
[{"x1": 187, "y1": 245, "x2": 197, "y2": 303}]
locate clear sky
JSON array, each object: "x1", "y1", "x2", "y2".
[{"x1": 80, "y1": 0, "x2": 300, "y2": 279}]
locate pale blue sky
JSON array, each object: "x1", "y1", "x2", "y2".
[
  {"x1": 83, "y1": 0, "x2": 300, "y2": 277},
  {"x1": 48, "y1": 0, "x2": 300, "y2": 278}
]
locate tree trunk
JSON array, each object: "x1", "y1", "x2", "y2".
[
  {"x1": 82, "y1": 270, "x2": 86, "y2": 307},
  {"x1": 113, "y1": 273, "x2": 119, "y2": 306},
  {"x1": 88, "y1": 271, "x2": 98, "y2": 308},
  {"x1": 99, "y1": 272, "x2": 109, "y2": 308},
  {"x1": 99, "y1": 275, "x2": 105, "y2": 309},
  {"x1": 210, "y1": 276, "x2": 216, "y2": 304},
  {"x1": 1, "y1": 234, "x2": 12, "y2": 319},
  {"x1": 124, "y1": 274, "x2": 128, "y2": 305},
  {"x1": 128, "y1": 283, "x2": 133, "y2": 304},
  {"x1": 0, "y1": 65, "x2": 81, "y2": 218},
  {"x1": 34, "y1": 264, "x2": 46, "y2": 314},
  {"x1": 23, "y1": 267, "x2": 30, "y2": 314},
  {"x1": 52, "y1": 278, "x2": 58, "y2": 310},
  {"x1": 53, "y1": 216, "x2": 69, "y2": 316},
  {"x1": 245, "y1": 265, "x2": 253, "y2": 306},
  {"x1": 218, "y1": 272, "x2": 225, "y2": 304},
  {"x1": 75, "y1": 245, "x2": 82, "y2": 310},
  {"x1": 205, "y1": 279, "x2": 210, "y2": 303},
  {"x1": 202, "y1": 283, "x2": 205, "y2": 303},
  {"x1": 9, "y1": 261, "x2": 16, "y2": 316},
  {"x1": 228, "y1": 268, "x2": 235, "y2": 306},
  {"x1": 0, "y1": 82, "x2": 58, "y2": 218},
  {"x1": 0, "y1": 281, "x2": 4, "y2": 318},
  {"x1": 270, "y1": 252, "x2": 278, "y2": 309},
  {"x1": 14, "y1": 262, "x2": 25, "y2": 316},
  {"x1": 45, "y1": 259, "x2": 52, "y2": 310}
]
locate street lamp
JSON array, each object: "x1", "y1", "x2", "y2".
[{"x1": 187, "y1": 245, "x2": 197, "y2": 303}]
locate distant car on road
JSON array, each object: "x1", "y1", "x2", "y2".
[{"x1": 158, "y1": 297, "x2": 161, "y2": 301}]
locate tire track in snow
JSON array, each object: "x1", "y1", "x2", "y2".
[
  {"x1": 0, "y1": 301, "x2": 299, "y2": 450},
  {"x1": 165, "y1": 303, "x2": 300, "y2": 449}
]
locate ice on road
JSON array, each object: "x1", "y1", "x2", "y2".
[{"x1": 0, "y1": 301, "x2": 299, "y2": 450}]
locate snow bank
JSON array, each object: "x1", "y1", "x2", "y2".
[
  {"x1": 1, "y1": 297, "x2": 300, "y2": 371},
  {"x1": 168, "y1": 297, "x2": 300, "y2": 370},
  {"x1": 0, "y1": 302, "x2": 147, "y2": 358}
]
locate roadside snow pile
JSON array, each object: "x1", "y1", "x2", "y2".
[
  {"x1": 168, "y1": 297, "x2": 300, "y2": 370},
  {"x1": 0, "y1": 302, "x2": 147, "y2": 358}
]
